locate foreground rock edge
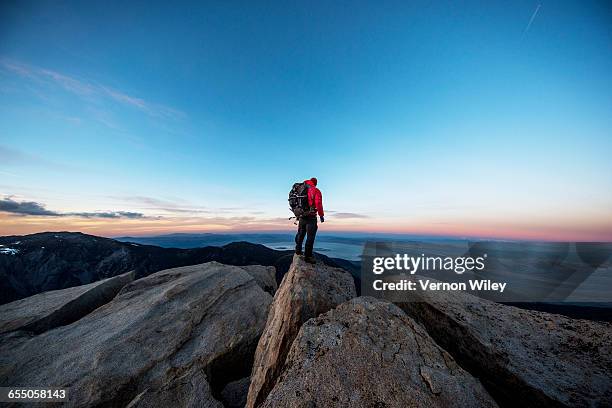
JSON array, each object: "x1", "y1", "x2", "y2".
[
  {"x1": 246, "y1": 255, "x2": 357, "y2": 408},
  {"x1": 261, "y1": 296, "x2": 498, "y2": 408}
]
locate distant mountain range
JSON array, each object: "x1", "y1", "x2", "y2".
[
  {"x1": 114, "y1": 232, "x2": 467, "y2": 261},
  {"x1": 114, "y1": 232, "x2": 424, "y2": 249},
  {"x1": 115, "y1": 232, "x2": 298, "y2": 248},
  {"x1": 115, "y1": 232, "x2": 377, "y2": 261},
  {"x1": 0, "y1": 232, "x2": 360, "y2": 305}
]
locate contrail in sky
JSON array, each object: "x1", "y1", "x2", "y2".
[{"x1": 522, "y1": 4, "x2": 542, "y2": 37}]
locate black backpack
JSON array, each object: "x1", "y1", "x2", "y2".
[{"x1": 288, "y1": 182, "x2": 312, "y2": 218}]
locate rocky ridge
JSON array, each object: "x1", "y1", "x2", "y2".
[
  {"x1": 0, "y1": 232, "x2": 358, "y2": 304},
  {"x1": 393, "y1": 279, "x2": 612, "y2": 407},
  {"x1": 1, "y1": 254, "x2": 610, "y2": 407},
  {"x1": 0, "y1": 262, "x2": 275, "y2": 407},
  {"x1": 261, "y1": 296, "x2": 498, "y2": 408}
]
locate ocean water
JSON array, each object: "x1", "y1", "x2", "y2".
[{"x1": 264, "y1": 241, "x2": 364, "y2": 261}]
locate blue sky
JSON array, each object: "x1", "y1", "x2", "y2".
[{"x1": 1, "y1": 1, "x2": 611, "y2": 239}]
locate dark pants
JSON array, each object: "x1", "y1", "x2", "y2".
[{"x1": 295, "y1": 215, "x2": 318, "y2": 257}]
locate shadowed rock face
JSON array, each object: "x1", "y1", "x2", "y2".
[
  {"x1": 394, "y1": 284, "x2": 612, "y2": 407},
  {"x1": 261, "y1": 297, "x2": 498, "y2": 408},
  {"x1": 220, "y1": 377, "x2": 251, "y2": 408},
  {"x1": 0, "y1": 271, "x2": 134, "y2": 335},
  {"x1": 125, "y1": 366, "x2": 222, "y2": 408},
  {"x1": 246, "y1": 255, "x2": 356, "y2": 408},
  {"x1": 240, "y1": 265, "x2": 278, "y2": 295},
  {"x1": 0, "y1": 262, "x2": 273, "y2": 408}
]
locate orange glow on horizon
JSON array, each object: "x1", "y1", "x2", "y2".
[{"x1": 1, "y1": 213, "x2": 611, "y2": 242}]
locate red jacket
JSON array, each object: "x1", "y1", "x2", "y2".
[{"x1": 304, "y1": 179, "x2": 324, "y2": 217}]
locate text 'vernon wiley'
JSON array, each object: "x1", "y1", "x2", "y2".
[{"x1": 372, "y1": 279, "x2": 507, "y2": 293}]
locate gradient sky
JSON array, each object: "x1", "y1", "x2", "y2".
[{"x1": 1, "y1": 1, "x2": 611, "y2": 240}]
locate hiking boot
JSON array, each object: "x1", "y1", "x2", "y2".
[{"x1": 304, "y1": 256, "x2": 316, "y2": 264}]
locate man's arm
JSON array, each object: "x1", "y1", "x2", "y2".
[{"x1": 315, "y1": 189, "x2": 324, "y2": 218}]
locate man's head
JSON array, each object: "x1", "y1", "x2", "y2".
[{"x1": 310, "y1": 177, "x2": 318, "y2": 186}]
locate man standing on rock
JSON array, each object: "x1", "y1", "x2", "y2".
[{"x1": 295, "y1": 177, "x2": 324, "y2": 264}]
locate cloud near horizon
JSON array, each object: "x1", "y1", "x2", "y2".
[
  {"x1": 331, "y1": 212, "x2": 370, "y2": 219},
  {"x1": 0, "y1": 196, "x2": 298, "y2": 235},
  {"x1": 0, "y1": 197, "x2": 146, "y2": 219},
  {"x1": 112, "y1": 195, "x2": 256, "y2": 215},
  {"x1": 0, "y1": 197, "x2": 58, "y2": 216}
]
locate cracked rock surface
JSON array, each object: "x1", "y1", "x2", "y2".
[
  {"x1": 246, "y1": 255, "x2": 356, "y2": 408},
  {"x1": 260, "y1": 297, "x2": 497, "y2": 408},
  {"x1": 395, "y1": 284, "x2": 612, "y2": 407},
  {"x1": 0, "y1": 262, "x2": 272, "y2": 407}
]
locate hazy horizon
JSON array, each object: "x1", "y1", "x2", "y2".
[{"x1": 1, "y1": 229, "x2": 606, "y2": 245}]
